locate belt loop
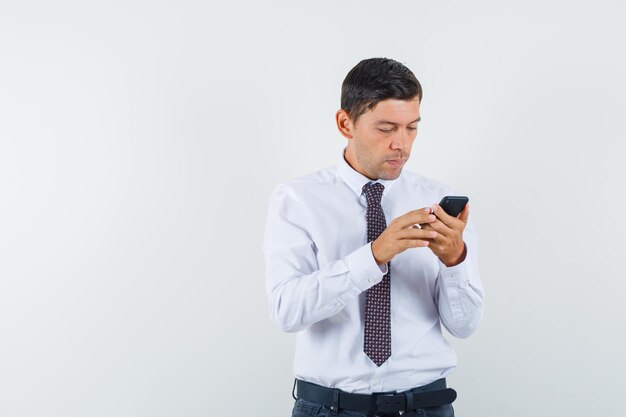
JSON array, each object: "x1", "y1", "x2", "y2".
[
  {"x1": 329, "y1": 388, "x2": 340, "y2": 416},
  {"x1": 292, "y1": 379, "x2": 298, "y2": 401},
  {"x1": 405, "y1": 390, "x2": 415, "y2": 410}
]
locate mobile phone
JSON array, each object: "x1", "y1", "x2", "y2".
[{"x1": 439, "y1": 196, "x2": 469, "y2": 217}]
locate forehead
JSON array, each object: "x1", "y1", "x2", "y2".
[{"x1": 363, "y1": 98, "x2": 420, "y2": 124}]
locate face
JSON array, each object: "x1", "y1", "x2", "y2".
[{"x1": 337, "y1": 98, "x2": 421, "y2": 180}]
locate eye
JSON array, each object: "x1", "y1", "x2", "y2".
[
  {"x1": 378, "y1": 128, "x2": 393, "y2": 133},
  {"x1": 408, "y1": 127, "x2": 417, "y2": 131}
]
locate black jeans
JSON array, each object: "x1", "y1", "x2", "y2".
[{"x1": 291, "y1": 397, "x2": 455, "y2": 417}]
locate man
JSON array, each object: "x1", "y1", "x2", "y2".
[{"x1": 263, "y1": 58, "x2": 485, "y2": 417}]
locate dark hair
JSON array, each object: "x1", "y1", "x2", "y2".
[{"x1": 340, "y1": 58, "x2": 422, "y2": 124}]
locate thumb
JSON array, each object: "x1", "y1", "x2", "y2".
[{"x1": 459, "y1": 202, "x2": 470, "y2": 223}]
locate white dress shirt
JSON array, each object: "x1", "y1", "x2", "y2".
[{"x1": 263, "y1": 148, "x2": 485, "y2": 394}]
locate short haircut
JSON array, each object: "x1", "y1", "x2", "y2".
[{"x1": 340, "y1": 58, "x2": 422, "y2": 124}]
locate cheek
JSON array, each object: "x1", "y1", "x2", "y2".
[
  {"x1": 406, "y1": 135, "x2": 417, "y2": 150},
  {"x1": 361, "y1": 135, "x2": 385, "y2": 154}
]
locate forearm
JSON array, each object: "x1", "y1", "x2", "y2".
[
  {"x1": 266, "y1": 243, "x2": 385, "y2": 333},
  {"x1": 435, "y1": 249, "x2": 485, "y2": 338},
  {"x1": 437, "y1": 276, "x2": 484, "y2": 337}
]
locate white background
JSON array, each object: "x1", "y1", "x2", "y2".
[{"x1": 1, "y1": 1, "x2": 625, "y2": 416}]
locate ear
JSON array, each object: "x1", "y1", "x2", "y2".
[{"x1": 335, "y1": 109, "x2": 354, "y2": 140}]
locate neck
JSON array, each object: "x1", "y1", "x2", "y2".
[{"x1": 344, "y1": 147, "x2": 376, "y2": 180}]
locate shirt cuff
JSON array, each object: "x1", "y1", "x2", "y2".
[
  {"x1": 345, "y1": 242, "x2": 386, "y2": 292},
  {"x1": 438, "y1": 249, "x2": 471, "y2": 288}
]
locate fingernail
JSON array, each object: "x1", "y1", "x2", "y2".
[
  {"x1": 423, "y1": 207, "x2": 431, "y2": 213},
  {"x1": 431, "y1": 204, "x2": 437, "y2": 212},
  {"x1": 428, "y1": 214, "x2": 435, "y2": 221}
]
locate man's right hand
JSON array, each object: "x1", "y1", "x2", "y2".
[{"x1": 370, "y1": 207, "x2": 438, "y2": 265}]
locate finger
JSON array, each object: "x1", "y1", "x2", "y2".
[
  {"x1": 420, "y1": 222, "x2": 448, "y2": 234},
  {"x1": 400, "y1": 239, "x2": 430, "y2": 249},
  {"x1": 398, "y1": 207, "x2": 437, "y2": 229},
  {"x1": 398, "y1": 227, "x2": 438, "y2": 240},
  {"x1": 425, "y1": 219, "x2": 453, "y2": 236},
  {"x1": 431, "y1": 204, "x2": 462, "y2": 229}
]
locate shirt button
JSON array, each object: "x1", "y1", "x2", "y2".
[{"x1": 336, "y1": 301, "x2": 342, "y2": 308}]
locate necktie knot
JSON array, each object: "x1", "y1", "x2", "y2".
[{"x1": 363, "y1": 181, "x2": 384, "y2": 205}]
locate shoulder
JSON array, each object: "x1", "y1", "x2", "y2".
[{"x1": 270, "y1": 164, "x2": 339, "y2": 201}]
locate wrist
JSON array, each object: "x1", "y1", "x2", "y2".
[
  {"x1": 441, "y1": 243, "x2": 467, "y2": 267},
  {"x1": 370, "y1": 240, "x2": 388, "y2": 265}
]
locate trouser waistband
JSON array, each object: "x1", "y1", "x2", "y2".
[{"x1": 294, "y1": 378, "x2": 457, "y2": 414}]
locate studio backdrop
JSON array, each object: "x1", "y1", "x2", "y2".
[{"x1": 1, "y1": 1, "x2": 624, "y2": 416}]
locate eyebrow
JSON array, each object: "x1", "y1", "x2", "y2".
[{"x1": 375, "y1": 117, "x2": 421, "y2": 125}]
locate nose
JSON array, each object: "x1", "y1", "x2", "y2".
[{"x1": 390, "y1": 129, "x2": 412, "y2": 153}]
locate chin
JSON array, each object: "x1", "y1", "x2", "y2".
[{"x1": 380, "y1": 170, "x2": 402, "y2": 181}]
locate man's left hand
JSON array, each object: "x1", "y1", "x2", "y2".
[{"x1": 421, "y1": 203, "x2": 469, "y2": 267}]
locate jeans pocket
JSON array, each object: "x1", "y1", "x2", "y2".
[
  {"x1": 423, "y1": 403, "x2": 455, "y2": 417},
  {"x1": 292, "y1": 398, "x2": 323, "y2": 417}
]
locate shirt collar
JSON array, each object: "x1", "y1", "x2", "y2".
[{"x1": 337, "y1": 147, "x2": 400, "y2": 198}]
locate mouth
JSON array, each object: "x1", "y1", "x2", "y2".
[{"x1": 386, "y1": 159, "x2": 404, "y2": 167}]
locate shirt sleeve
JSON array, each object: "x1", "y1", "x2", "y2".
[
  {"x1": 433, "y1": 209, "x2": 485, "y2": 339},
  {"x1": 263, "y1": 184, "x2": 386, "y2": 333}
]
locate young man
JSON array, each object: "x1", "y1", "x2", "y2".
[{"x1": 263, "y1": 58, "x2": 485, "y2": 417}]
